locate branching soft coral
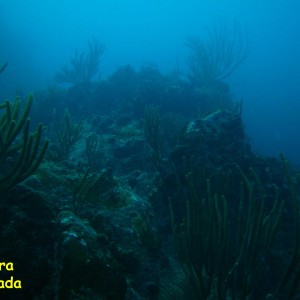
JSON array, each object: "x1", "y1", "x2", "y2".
[
  {"x1": 55, "y1": 39, "x2": 105, "y2": 85},
  {"x1": 0, "y1": 62, "x2": 8, "y2": 74},
  {"x1": 0, "y1": 95, "x2": 48, "y2": 192},
  {"x1": 186, "y1": 20, "x2": 250, "y2": 86}
]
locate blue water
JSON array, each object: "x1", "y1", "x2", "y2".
[{"x1": 1, "y1": 0, "x2": 300, "y2": 164}]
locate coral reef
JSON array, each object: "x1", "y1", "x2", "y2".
[{"x1": 2, "y1": 37, "x2": 300, "y2": 299}]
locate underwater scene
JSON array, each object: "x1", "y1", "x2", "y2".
[{"x1": 1, "y1": 0, "x2": 300, "y2": 299}]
